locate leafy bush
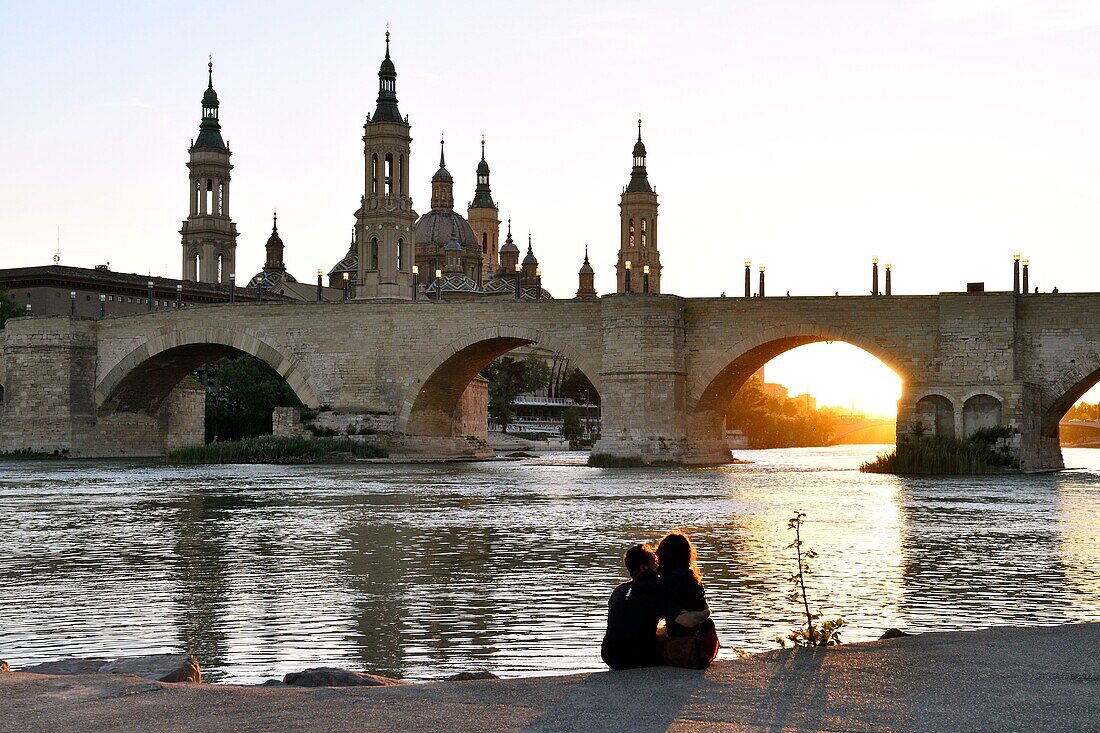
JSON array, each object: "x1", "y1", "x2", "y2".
[{"x1": 861, "y1": 426, "x2": 1019, "y2": 474}]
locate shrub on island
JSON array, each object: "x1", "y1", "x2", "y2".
[{"x1": 167, "y1": 435, "x2": 387, "y2": 464}]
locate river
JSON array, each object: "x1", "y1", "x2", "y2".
[{"x1": 1, "y1": 445, "x2": 1098, "y2": 683}]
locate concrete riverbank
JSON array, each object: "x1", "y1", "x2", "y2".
[{"x1": 2, "y1": 623, "x2": 1097, "y2": 732}]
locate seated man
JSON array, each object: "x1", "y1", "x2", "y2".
[{"x1": 601, "y1": 544, "x2": 710, "y2": 670}]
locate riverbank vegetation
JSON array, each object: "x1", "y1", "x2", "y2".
[
  {"x1": 198, "y1": 356, "x2": 304, "y2": 442},
  {"x1": 726, "y1": 376, "x2": 838, "y2": 448},
  {"x1": 0, "y1": 287, "x2": 18, "y2": 327},
  {"x1": 166, "y1": 436, "x2": 387, "y2": 464},
  {"x1": 777, "y1": 512, "x2": 845, "y2": 647},
  {"x1": 860, "y1": 425, "x2": 1019, "y2": 474}
]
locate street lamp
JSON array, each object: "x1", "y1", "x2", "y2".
[
  {"x1": 412, "y1": 264, "x2": 419, "y2": 300},
  {"x1": 99, "y1": 293, "x2": 106, "y2": 318},
  {"x1": 536, "y1": 268, "x2": 542, "y2": 300},
  {"x1": 229, "y1": 272, "x2": 236, "y2": 304},
  {"x1": 176, "y1": 284, "x2": 182, "y2": 308},
  {"x1": 885, "y1": 263, "x2": 892, "y2": 296},
  {"x1": 1022, "y1": 258, "x2": 1030, "y2": 294},
  {"x1": 514, "y1": 263, "x2": 522, "y2": 300},
  {"x1": 343, "y1": 271, "x2": 350, "y2": 301},
  {"x1": 70, "y1": 291, "x2": 76, "y2": 316},
  {"x1": 316, "y1": 268, "x2": 323, "y2": 302},
  {"x1": 1013, "y1": 252, "x2": 1021, "y2": 295},
  {"x1": 643, "y1": 264, "x2": 650, "y2": 294},
  {"x1": 758, "y1": 265, "x2": 766, "y2": 298},
  {"x1": 744, "y1": 261, "x2": 751, "y2": 297},
  {"x1": 436, "y1": 269, "x2": 444, "y2": 302},
  {"x1": 872, "y1": 257, "x2": 879, "y2": 296},
  {"x1": 624, "y1": 260, "x2": 632, "y2": 293},
  {"x1": 147, "y1": 281, "x2": 153, "y2": 311},
  {"x1": 25, "y1": 303, "x2": 32, "y2": 316}
]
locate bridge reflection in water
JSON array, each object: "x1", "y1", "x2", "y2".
[{"x1": 1, "y1": 446, "x2": 1098, "y2": 683}]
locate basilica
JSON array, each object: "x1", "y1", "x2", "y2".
[{"x1": 178, "y1": 32, "x2": 663, "y2": 302}]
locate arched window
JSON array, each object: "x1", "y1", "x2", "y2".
[
  {"x1": 963, "y1": 394, "x2": 1002, "y2": 437},
  {"x1": 482, "y1": 232, "x2": 488, "y2": 254},
  {"x1": 641, "y1": 218, "x2": 647, "y2": 247},
  {"x1": 217, "y1": 181, "x2": 224, "y2": 215},
  {"x1": 915, "y1": 395, "x2": 954, "y2": 438},
  {"x1": 205, "y1": 179, "x2": 213, "y2": 215},
  {"x1": 629, "y1": 219, "x2": 635, "y2": 247},
  {"x1": 217, "y1": 254, "x2": 224, "y2": 283},
  {"x1": 370, "y1": 238, "x2": 379, "y2": 270},
  {"x1": 384, "y1": 154, "x2": 394, "y2": 196},
  {"x1": 193, "y1": 253, "x2": 201, "y2": 280},
  {"x1": 397, "y1": 238, "x2": 404, "y2": 271},
  {"x1": 399, "y1": 155, "x2": 405, "y2": 195},
  {"x1": 371, "y1": 154, "x2": 379, "y2": 194}
]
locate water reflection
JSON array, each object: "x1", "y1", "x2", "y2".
[{"x1": 1, "y1": 446, "x2": 1098, "y2": 683}]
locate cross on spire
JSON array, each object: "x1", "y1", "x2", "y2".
[
  {"x1": 638, "y1": 115, "x2": 642, "y2": 141},
  {"x1": 385, "y1": 25, "x2": 390, "y2": 58},
  {"x1": 439, "y1": 134, "x2": 446, "y2": 168}
]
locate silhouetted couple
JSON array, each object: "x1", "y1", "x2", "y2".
[{"x1": 601, "y1": 531, "x2": 720, "y2": 670}]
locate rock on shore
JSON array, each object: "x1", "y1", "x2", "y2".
[
  {"x1": 283, "y1": 667, "x2": 405, "y2": 687},
  {"x1": 21, "y1": 654, "x2": 200, "y2": 683}
]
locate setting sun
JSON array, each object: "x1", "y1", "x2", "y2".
[{"x1": 761, "y1": 342, "x2": 903, "y2": 418}]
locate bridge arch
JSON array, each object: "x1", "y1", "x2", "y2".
[
  {"x1": 1040, "y1": 353, "x2": 1100, "y2": 440},
  {"x1": 96, "y1": 326, "x2": 321, "y2": 415},
  {"x1": 686, "y1": 325, "x2": 908, "y2": 461},
  {"x1": 398, "y1": 325, "x2": 602, "y2": 437}
]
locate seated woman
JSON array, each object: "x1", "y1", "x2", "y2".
[{"x1": 657, "y1": 531, "x2": 719, "y2": 668}]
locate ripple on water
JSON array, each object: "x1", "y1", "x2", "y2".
[{"x1": 1, "y1": 446, "x2": 1099, "y2": 683}]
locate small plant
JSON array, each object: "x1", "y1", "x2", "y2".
[
  {"x1": 306, "y1": 424, "x2": 338, "y2": 438},
  {"x1": 776, "y1": 512, "x2": 845, "y2": 648}
]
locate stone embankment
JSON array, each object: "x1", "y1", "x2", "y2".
[{"x1": 2, "y1": 624, "x2": 1097, "y2": 732}]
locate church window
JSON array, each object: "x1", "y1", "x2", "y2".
[
  {"x1": 641, "y1": 218, "x2": 647, "y2": 247},
  {"x1": 397, "y1": 238, "x2": 404, "y2": 271},
  {"x1": 629, "y1": 219, "x2": 635, "y2": 247},
  {"x1": 217, "y1": 181, "x2": 224, "y2": 215},
  {"x1": 204, "y1": 179, "x2": 214, "y2": 215},
  {"x1": 384, "y1": 154, "x2": 393, "y2": 196},
  {"x1": 482, "y1": 232, "x2": 488, "y2": 254},
  {"x1": 399, "y1": 155, "x2": 405, "y2": 195},
  {"x1": 372, "y1": 154, "x2": 379, "y2": 194},
  {"x1": 193, "y1": 253, "x2": 201, "y2": 277},
  {"x1": 370, "y1": 238, "x2": 379, "y2": 270}
]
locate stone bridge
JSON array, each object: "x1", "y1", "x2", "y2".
[{"x1": 1, "y1": 292, "x2": 1097, "y2": 469}]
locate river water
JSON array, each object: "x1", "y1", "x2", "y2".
[{"x1": 1, "y1": 445, "x2": 1098, "y2": 683}]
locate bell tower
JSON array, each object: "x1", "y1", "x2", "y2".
[
  {"x1": 356, "y1": 30, "x2": 416, "y2": 299},
  {"x1": 181, "y1": 59, "x2": 238, "y2": 284},
  {"x1": 468, "y1": 137, "x2": 500, "y2": 282},
  {"x1": 615, "y1": 118, "x2": 660, "y2": 294}
]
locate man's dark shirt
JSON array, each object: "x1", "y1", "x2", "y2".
[{"x1": 600, "y1": 569, "x2": 664, "y2": 670}]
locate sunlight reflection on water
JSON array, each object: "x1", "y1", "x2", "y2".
[{"x1": 1, "y1": 445, "x2": 1098, "y2": 683}]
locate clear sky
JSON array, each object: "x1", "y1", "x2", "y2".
[{"x1": 3, "y1": 1, "x2": 1099, "y2": 413}]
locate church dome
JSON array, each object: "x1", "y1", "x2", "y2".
[{"x1": 415, "y1": 210, "x2": 477, "y2": 248}]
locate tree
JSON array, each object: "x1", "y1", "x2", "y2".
[
  {"x1": 481, "y1": 355, "x2": 553, "y2": 433},
  {"x1": 562, "y1": 407, "x2": 583, "y2": 446},
  {"x1": 202, "y1": 355, "x2": 303, "y2": 442},
  {"x1": 725, "y1": 376, "x2": 837, "y2": 448},
  {"x1": 559, "y1": 367, "x2": 600, "y2": 406},
  {"x1": 0, "y1": 287, "x2": 18, "y2": 328}
]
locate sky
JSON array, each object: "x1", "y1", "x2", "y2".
[{"x1": 2, "y1": 0, "x2": 1099, "y2": 414}]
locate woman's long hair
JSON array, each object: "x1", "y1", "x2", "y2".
[{"x1": 657, "y1": 531, "x2": 701, "y2": 583}]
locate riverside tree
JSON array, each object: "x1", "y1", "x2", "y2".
[
  {"x1": 201, "y1": 355, "x2": 303, "y2": 442},
  {"x1": 0, "y1": 288, "x2": 18, "y2": 328},
  {"x1": 480, "y1": 355, "x2": 552, "y2": 432}
]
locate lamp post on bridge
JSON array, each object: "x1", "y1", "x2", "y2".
[
  {"x1": 758, "y1": 265, "x2": 765, "y2": 298},
  {"x1": 536, "y1": 268, "x2": 542, "y2": 301},
  {"x1": 1013, "y1": 252, "x2": 1021, "y2": 295},
  {"x1": 885, "y1": 263, "x2": 892, "y2": 296},
  {"x1": 99, "y1": 294, "x2": 106, "y2": 318},
  {"x1": 872, "y1": 258, "x2": 879, "y2": 296},
  {"x1": 624, "y1": 260, "x2": 632, "y2": 293},
  {"x1": 744, "y1": 261, "x2": 751, "y2": 297},
  {"x1": 437, "y1": 269, "x2": 444, "y2": 302},
  {"x1": 1022, "y1": 258, "x2": 1029, "y2": 294},
  {"x1": 25, "y1": 303, "x2": 32, "y2": 317},
  {"x1": 229, "y1": 273, "x2": 236, "y2": 304},
  {"x1": 343, "y1": 271, "x2": 350, "y2": 301},
  {"x1": 514, "y1": 263, "x2": 522, "y2": 300},
  {"x1": 175, "y1": 284, "x2": 182, "y2": 308},
  {"x1": 70, "y1": 291, "x2": 76, "y2": 316},
  {"x1": 412, "y1": 265, "x2": 419, "y2": 300},
  {"x1": 147, "y1": 281, "x2": 153, "y2": 311},
  {"x1": 316, "y1": 269, "x2": 323, "y2": 302},
  {"x1": 643, "y1": 264, "x2": 650, "y2": 294}
]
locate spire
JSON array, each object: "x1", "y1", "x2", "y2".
[
  {"x1": 579, "y1": 244, "x2": 594, "y2": 274},
  {"x1": 523, "y1": 232, "x2": 538, "y2": 266},
  {"x1": 372, "y1": 28, "x2": 403, "y2": 123},
  {"x1": 626, "y1": 116, "x2": 652, "y2": 194},
  {"x1": 194, "y1": 58, "x2": 226, "y2": 150},
  {"x1": 471, "y1": 134, "x2": 495, "y2": 209},
  {"x1": 265, "y1": 209, "x2": 285, "y2": 271},
  {"x1": 431, "y1": 134, "x2": 454, "y2": 208}
]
